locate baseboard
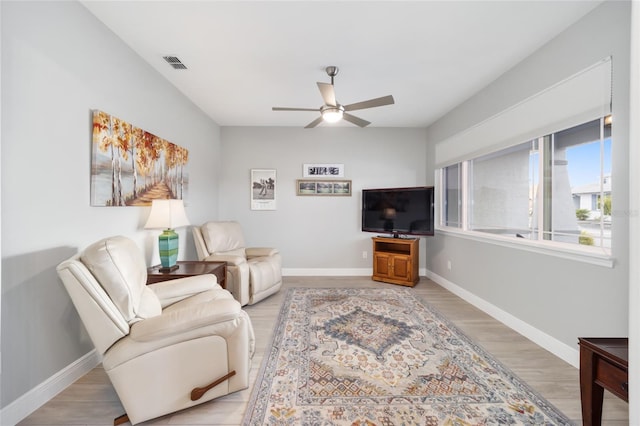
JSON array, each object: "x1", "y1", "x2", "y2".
[
  {"x1": 0, "y1": 349, "x2": 100, "y2": 426},
  {"x1": 282, "y1": 268, "x2": 428, "y2": 277},
  {"x1": 425, "y1": 270, "x2": 580, "y2": 368},
  {"x1": 283, "y1": 268, "x2": 370, "y2": 276}
]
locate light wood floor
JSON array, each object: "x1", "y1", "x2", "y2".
[{"x1": 18, "y1": 277, "x2": 629, "y2": 425}]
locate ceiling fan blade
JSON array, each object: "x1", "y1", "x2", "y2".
[
  {"x1": 317, "y1": 82, "x2": 337, "y2": 106},
  {"x1": 304, "y1": 116, "x2": 324, "y2": 129},
  {"x1": 272, "y1": 107, "x2": 319, "y2": 112},
  {"x1": 342, "y1": 113, "x2": 370, "y2": 127},
  {"x1": 344, "y1": 95, "x2": 395, "y2": 112}
]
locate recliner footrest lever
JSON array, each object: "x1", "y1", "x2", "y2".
[
  {"x1": 114, "y1": 413, "x2": 129, "y2": 425},
  {"x1": 190, "y1": 370, "x2": 237, "y2": 401}
]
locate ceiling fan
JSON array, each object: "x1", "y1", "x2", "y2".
[{"x1": 272, "y1": 66, "x2": 395, "y2": 128}]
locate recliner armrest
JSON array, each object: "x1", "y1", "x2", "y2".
[
  {"x1": 129, "y1": 298, "x2": 242, "y2": 342},
  {"x1": 149, "y1": 275, "x2": 220, "y2": 308},
  {"x1": 246, "y1": 247, "x2": 279, "y2": 258},
  {"x1": 204, "y1": 254, "x2": 247, "y2": 266}
]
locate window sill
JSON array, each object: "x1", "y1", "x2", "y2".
[{"x1": 435, "y1": 226, "x2": 614, "y2": 268}]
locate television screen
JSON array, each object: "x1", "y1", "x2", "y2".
[{"x1": 362, "y1": 186, "x2": 434, "y2": 237}]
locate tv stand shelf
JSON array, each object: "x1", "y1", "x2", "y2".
[{"x1": 371, "y1": 237, "x2": 419, "y2": 287}]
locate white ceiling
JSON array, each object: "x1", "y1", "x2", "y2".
[{"x1": 81, "y1": 1, "x2": 602, "y2": 128}]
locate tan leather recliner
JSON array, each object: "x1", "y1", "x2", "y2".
[
  {"x1": 192, "y1": 221, "x2": 282, "y2": 306},
  {"x1": 56, "y1": 236, "x2": 255, "y2": 426}
]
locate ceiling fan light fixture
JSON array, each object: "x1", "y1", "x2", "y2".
[
  {"x1": 272, "y1": 66, "x2": 394, "y2": 128},
  {"x1": 321, "y1": 105, "x2": 344, "y2": 123}
]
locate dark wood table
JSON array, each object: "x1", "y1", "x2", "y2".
[
  {"x1": 578, "y1": 337, "x2": 628, "y2": 426},
  {"x1": 147, "y1": 260, "x2": 226, "y2": 289}
]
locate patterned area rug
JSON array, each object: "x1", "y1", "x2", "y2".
[{"x1": 243, "y1": 288, "x2": 572, "y2": 425}]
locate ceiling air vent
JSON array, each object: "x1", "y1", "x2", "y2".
[{"x1": 162, "y1": 56, "x2": 187, "y2": 70}]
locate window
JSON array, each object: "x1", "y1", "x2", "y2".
[
  {"x1": 439, "y1": 116, "x2": 612, "y2": 253},
  {"x1": 468, "y1": 141, "x2": 534, "y2": 236},
  {"x1": 443, "y1": 163, "x2": 462, "y2": 228}
]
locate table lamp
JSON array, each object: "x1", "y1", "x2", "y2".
[{"x1": 144, "y1": 199, "x2": 190, "y2": 272}]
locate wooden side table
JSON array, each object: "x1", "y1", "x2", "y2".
[
  {"x1": 578, "y1": 337, "x2": 628, "y2": 426},
  {"x1": 147, "y1": 260, "x2": 226, "y2": 289}
]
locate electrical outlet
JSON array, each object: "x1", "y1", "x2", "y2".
[
  {"x1": 447, "y1": 260, "x2": 452, "y2": 271},
  {"x1": 362, "y1": 251, "x2": 368, "y2": 259}
]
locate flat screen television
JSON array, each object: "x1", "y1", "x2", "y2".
[{"x1": 362, "y1": 186, "x2": 435, "y2": 237}]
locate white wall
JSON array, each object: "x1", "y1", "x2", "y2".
[
  {"x1": 425, "y1": 1, "x2": 630, "y2": 364},
  {"x1": 1, "y1": 0, "x2": 221, "y2": 417},
  {"x1": 219, "y1": 127, "x2": 428, "y2": 274}
]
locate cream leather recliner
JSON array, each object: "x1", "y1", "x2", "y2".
[
  {"x1": 192, "y1": 221, "x2": 282, "y2": 306},
  {"x1": 56, "y1": 236, "x2": 255, "y2": 426}
]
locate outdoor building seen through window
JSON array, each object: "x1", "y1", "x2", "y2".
[{"x1": 440, "y1": 116, "x2": 612, "y2": 252}]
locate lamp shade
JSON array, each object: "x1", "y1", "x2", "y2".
[{"x1": 144, "y1": 199, "x2": 190, "y2": 230}]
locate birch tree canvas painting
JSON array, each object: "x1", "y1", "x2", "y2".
[{"x1": 91, "y1": 110, "x2": 189, "y2": 206}]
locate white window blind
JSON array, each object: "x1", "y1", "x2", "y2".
[{"x1": 435, "y1": 57, "x2": 612, "y2": 168}]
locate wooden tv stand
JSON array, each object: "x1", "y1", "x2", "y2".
[{"x1": 371, "y1": 237, "x2": 419, "y2": 287}]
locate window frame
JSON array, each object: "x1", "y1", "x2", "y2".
[{"x1": 436, "y1": 117, "x2": 613, "y2": 268}]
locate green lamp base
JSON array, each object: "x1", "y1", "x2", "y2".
[{"x1": 158, "y1": 228, "x2": 179, "y2": 271}]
